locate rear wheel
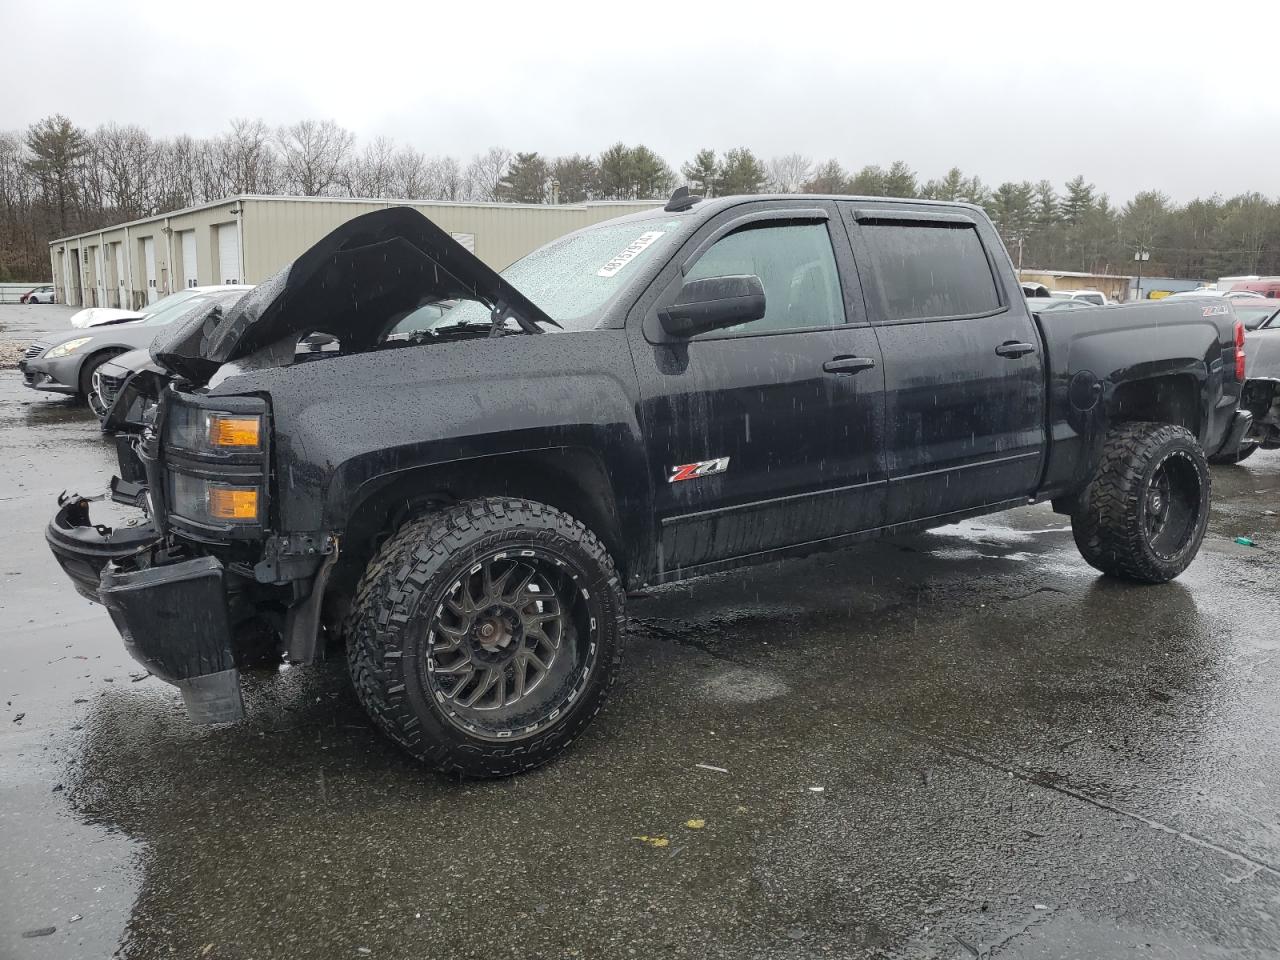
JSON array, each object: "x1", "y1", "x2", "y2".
[
  {"x1": 1071, "y1": 422, "x2": 1210, "y2": 583},
  {"x1": 345, "y1": 498, "x2": 625, "y2": 777}
]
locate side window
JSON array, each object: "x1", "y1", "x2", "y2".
[
  {"x1": 861, "y1": 222, "x2": 1001, "y2": 322},
  {"x1": 684, "y1": 222, "x2": 845, "y2": 334}
]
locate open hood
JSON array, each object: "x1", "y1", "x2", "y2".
[
  {"x1": 72, "y1": 307, "x2": 146, "y2": 328},
  {"x1": 150, "y1": 206, "x2": 556, "y2": 383}
]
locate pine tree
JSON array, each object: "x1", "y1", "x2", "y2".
[
  {"x1": 850, "y1": 165, "x2": 886, "y2": 195},
  {"x1": 495, "y1": 152, "x2": 550, "y2": 203},
  {"x1": 882, "y1": 160, "x2": 918, "y2": 198},
  {"x1": 25, "y1": 114, "x2": 89, "y2": 235},
  {"x1": 550, "y1": 154, "x2": 599, "y2": 203},
  {"x1": 802, "y1": 159, "x2": 851, "y2": 194},
  {"x1": 1061, "y1": 175, "x2": 1095, "y2": 225},
  {"x1": 680, "y1": 149, "x2": 718, "y2": 196},
  {"x1": 717, "y1": 147, "x2": 767, "y2": 195}
]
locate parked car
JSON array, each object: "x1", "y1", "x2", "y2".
[
  {"x1": 21, "y1": 285, "x2": 56, "y2": 304},
  {"x1": 19, "y1": 288, "x2": 251, "y2": 409},
  {"x1": 1165, "y1": 288, "x2": 1265, "y2": 301},
  {"x1": 70, "y1": 285, "x2": 247, "y2": 329},
  {"x1": 47, "y1": 199, "x2": 1249, "y2": 777},
  {"x1": 1026, "y1": 296, "x2": 1094, "y2": 313},
  {"x1": 92, "y1": 300, "x2": 452, "y2": 429},
  {"x1": 1050, "y1": 289, "x2": 1109, "y2": 306},
  {"x1": 1020, "y1": 281, "x2": 1051, "y2": 298},
  {"x1": 1219, "y1": 305, "x2": 1280, "y2": 463},
  {"x1": 1232, "y1": 302, "x2": 1280, "y2": 331}
]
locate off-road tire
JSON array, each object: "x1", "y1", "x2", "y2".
[
  {"x1": 1071, "y1": 422, "x2": 1210, "y2": 583},
  {"x1": 1208, "y1": 442, "x2": 1258, "y2": 465},
  {"x1": 345, "y1": 498, "x2": 625, "y2": 777}
]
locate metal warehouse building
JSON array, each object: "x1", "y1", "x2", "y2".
[{"x1": 48, "y1": 196, "x2": 662, "y2": 309}]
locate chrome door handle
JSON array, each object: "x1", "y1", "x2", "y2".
[
  {"x1": 995, "y1": 341, "x2": 1036, "y2": 358},
  {"x1": 823, "y1": 356, "x2": 877, "y2": 375}
]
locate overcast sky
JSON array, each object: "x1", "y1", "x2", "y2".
[{"x1": 5, "y1": 0, "x2": 1277, "y2": 203}]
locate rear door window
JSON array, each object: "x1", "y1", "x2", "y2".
[{"x1": 860, "y1": 222, "x2": 1001, "y2": 322}]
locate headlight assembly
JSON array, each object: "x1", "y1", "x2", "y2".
[
  {"x1": 44, "y1": 337, "x2": 92, "y2": 359},
  {"x1": 170, "y1": 473, "x2": 261, "y2": 525},
  {"x1": 167, "y1": 406, "x2": 263, "y2": 453}
]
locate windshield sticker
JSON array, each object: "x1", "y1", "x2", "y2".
[{"x1": 597, "y1": 231, "x2": 665, "y2": 278}]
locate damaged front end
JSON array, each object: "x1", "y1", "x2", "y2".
[
  {"x1": 48, "y1": 375, "x2": 341, "y2": 724},
  {"x1": 45, "y1": 207, "x2": 532, "y2": 725},
  {"x1": 1239, "y1": 331, "x2": 1280, "y2": 450}
]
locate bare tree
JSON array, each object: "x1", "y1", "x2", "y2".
[
  {"x1": 92, "y1": 124, "x2": 164, "y2": 219},
  {"x1": 765, "y1": 154, "x2": 813, "y2": 193},
  {"x1": 276, "y1": 119, "x2": 353, "y2": 196},
  {"x1": 464, "y1": 146, "x2": 512, "y2": 202},
  {"x1": 431, "y1": 156, "x2": 465, "y2": 201},
  {"x1": 342, "y1": 136, "x2": 396, "y2": 198},
  {"x1": 210, "y1": 118, "x2": 279, "y2": 196},
  {"x1": 389, "y1": 146, "x2": 428, "y2": 198}
]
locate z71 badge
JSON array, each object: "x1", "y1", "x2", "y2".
[{"x1": 668, "y1": 457, "x2": 731, "y2": 483}]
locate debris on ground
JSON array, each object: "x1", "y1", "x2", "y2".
[
  {"x1": 21, "y1": 927, "x2": 56, "y2": 938},
  {"x1": 632, "y1": 835, "x2": 670, "y2": 848},
  {"x1": 0, "y1": 340, "x2": 34, "y2": 369},
  {"x1": 685, "y1": 819, "x2": 706, "y2": 829},
  {"x1": 808, "y1": 786, "x2": 825, "y2": 793},
  {"x1": 12, "y1": 712, "x2": 24, "y2": 722},
  {"x1": 696, "y1": 763, "x2": 728, "y2": 773},
  {"x1": 1235, "y1": 536, "x2": 1258, "y2": 547},
  {"x1": 68, "y1": 914, "x2": 82, "y2": 923}
]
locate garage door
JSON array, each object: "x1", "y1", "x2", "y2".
[
  {"x1": 216, "y1": 223, "x2": 240, "y2": 284},
  {"x1": 142, "y1": 236, "x2": 157, "y2": 305},
  {"x1": 93, "y1": 246, "x2": 105, "y2": 306},
  {"x1": 114, "y1": 243, "x2": 125, "y2": 308},
  {"x1": 181, "y1": 231, "x2": 197, "y2": 288}
]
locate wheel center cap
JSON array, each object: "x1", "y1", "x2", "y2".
[{"x1": 473, "y1": 610, "x2": 515, "y2": 652}]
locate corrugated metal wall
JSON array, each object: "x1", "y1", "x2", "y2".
[
  {"x1": 50, "y1": 197, "x2": 661, "y2": 306},
  {"x1": 241, "y1": 198, "x2": 661, "y2": 280}
]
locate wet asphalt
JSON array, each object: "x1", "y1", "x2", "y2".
[{"x1": 2, "y1": 304, "x2": 1279, "y2": 959}]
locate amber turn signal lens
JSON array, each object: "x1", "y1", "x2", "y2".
[
  {"x1": 207, "y1": 485, "x2": 259, "y2": 521},
  {"x1": 208, "y1": 414, "x2": 261, "y2": 448}
]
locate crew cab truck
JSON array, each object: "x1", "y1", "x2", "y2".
[{"x1": 47, "y1": 196, "x2": 1252, "y2": 777}]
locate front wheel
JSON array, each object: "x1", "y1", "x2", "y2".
[
  {"x1": 345, "y1": 498, "x2": 625, "y2": 777},
  {"x1": 1071, "y1": 422, "x2": 1210, "y2": 583}
]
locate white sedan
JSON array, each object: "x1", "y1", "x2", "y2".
[{"x1": 70, "y1": 285, "x2": 247, "y2": 328}]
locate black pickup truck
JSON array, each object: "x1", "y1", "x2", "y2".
[{"x1": 47, "y1": 194, "x2": 1252, "y2": 776}]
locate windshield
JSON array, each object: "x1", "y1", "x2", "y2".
[
  {"x1": 138, "y1": 289, "x2": 201, "y2": 318},
  {"x1": 429, "y1": 215, "x2": 686, "y2": 333},
  {"x1": 389, "y1": 301, "x2": 454, "y2": 335},
  {"x1": 143, "y1": 289, "x2": 248, "y2": 326}
]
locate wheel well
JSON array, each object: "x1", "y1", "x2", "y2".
[
  {"x1": 77, "y1": 347, "x2": 128, "y2": 393},
  {"x1": 1107, "y1": 374, "x2": 1201, "y2": 438},
  {"x1": 326, "y1": 448, "x2": 625, "y2": 625}
]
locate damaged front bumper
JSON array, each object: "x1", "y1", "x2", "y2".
[
  {"x1": 46, "y1": 491, "x2": 339, "y2": 726},
  {"x1": 19, "y1": 355, "x2": 82, "y2": 394},
  {"x1": 46, "y1": 495, "x2": 245, "y2": 724}
]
